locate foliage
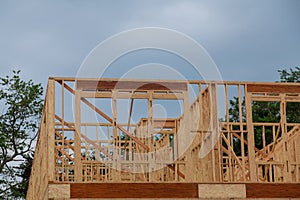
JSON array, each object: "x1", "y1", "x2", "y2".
[
  {"x1": 0, "y1": 70, "x2": 43, "y2": 199},
  {"x1": 228, "y1": 96, "x2": 245, "y2": 122},
  {"x1": 278, "y1": 67, "x2": 300, "y2": 123},
  {"x1": 228, "y1": 67, "x2": 300, "y2": 153},
  {"x1": 278, "y1": 66, "x2": 300, "y2": 83}
]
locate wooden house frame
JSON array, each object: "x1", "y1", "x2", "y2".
[{"x1": 26, "y1": 77, "x2": 300, "y2": 199}]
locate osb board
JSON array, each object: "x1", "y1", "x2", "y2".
[
  {"x1": 198, "y1": 184, "x2": 246, "y2": 199},
  {"x1": 70, "y1": 183, "x2": 198, "y2": 198},
  {"x1": 48, "y1": 184, "x2": 70, "y2": 199}
]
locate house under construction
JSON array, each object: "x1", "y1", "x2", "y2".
[{"x1": 27, "y1": 77, "x2": 300, "y2": 199}]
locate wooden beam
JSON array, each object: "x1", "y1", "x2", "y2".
[
  {"x1": 246, "y1": 183, "x2": 300, "y2": 198},
  {"x1": 81, "y1": 97, "x2": 113, "y2": 123},
  {"x1": 81, "y1": 91, "x2": 184, "y2": 100},
  {"x1": 70, "y1": 183, "x2": 198, "y2": 198},
  {"x1": 138, "y1": 118, "x2": 176, "y2": 129},
  {"x1": 247, "y1": 83, "x2": 300, "y2": 93},
  {"x1": 76, "y1": 80, "x2": 188, "y2": 91}
]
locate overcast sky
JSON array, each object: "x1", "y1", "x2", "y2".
[{"x1": 1, "y1": 0, "x2": 300, "y2": 88}]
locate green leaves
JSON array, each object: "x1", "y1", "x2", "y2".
[
  {"x1": 228, "y1": 66, "x2": 300, "y2": 152},
  {"x1": 278, "y1": 67, "x2": 300, "y2": 83},
  {"x1": 252, "y1": 101, "x2": 280, "y2": 123},
  {"x1": 0, "y1": 70, "x2": 43, "y2": 199}
]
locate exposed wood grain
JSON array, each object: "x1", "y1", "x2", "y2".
[
  {"x1": 77, "y1": 80, "x2": 188, "y2": 91},
  {"x1": 246, "y1": 183, "x2": 300, "y2": 198},
  {"x1": 70, "y1": 183, "x2": 198, "y2": 198},
  {"x1": 247, "y1": 83, "x2": 300, "y2": 93},
  {"x1": 27, "y1": 78, "x2": 300, "y2": 200},
  {"x1": 47, "y1": 79, "x2": 55, "y2": 182}
]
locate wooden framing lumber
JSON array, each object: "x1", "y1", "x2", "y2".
[
  {"x1": 47, "y1": 79, "x2": 55, "y2": 182},
  {"x1": 245, "y1": 88, "x2": 258, "y2": 181},
  {"x1": 247, "y1": 83, "x2": 300, "y2": 93},
  {"x1": 76, "y1": 79, "x2": 188, "y2": 91},
  {"x1": 27, "y1": 78, "x2": 300, "y2": 200},
  {"x1": 57, "y1": 81, "x2": 150, "y2": 151}
]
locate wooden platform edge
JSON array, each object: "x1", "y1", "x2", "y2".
[
  {"x1": 246, "y1": 183, "x2": 300, "y2": 198},
  {"x1": 43, "y1": 183, "x2": 300, "y2": 199},
  {"x1": 70, "y1": 183, "x2": 198, "y2": 198}
]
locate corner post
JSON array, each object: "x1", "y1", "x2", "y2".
[
  {"x1": 245, "y1": 86, "x2": 257, "y2": 181},
  {"x1": 74, "y1": 89, "x2": 83, "y2": 182},
  {"x1": 47, "y1": 79, "x2": 55, "y2": 182}
]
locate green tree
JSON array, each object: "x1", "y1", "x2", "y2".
[
  {"x1": 278, "y1": 67, "x2": 300, "y2": 123},
  {"x1": 228, "y1": 67, "x2": 300, "y2": 152},
  {"x1": 0, "y1": 70, "x2": 43, "y2": 199},
  {"x1": 278, "y1": 66, "x2": 300, "y2": 83}
]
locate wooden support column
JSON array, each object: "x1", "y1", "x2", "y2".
[
  {"x1": 224, "y1": 84, "x2": 233, "y2": 181},
  {"x1": 61, "y1": 80, "x2": 66, "y2": 181},
  {"x1": 210, "y1": 85, "x2": 216, "y2": 181},
  {"x1": 174, "y1": 119, "x2": 179, "y2": 164},
  {"x1": 245, "y1": 88, "x2": 257, "y2": 181},
  {"x1": 295, "y1": 135, "x2": 300, "y2": 181},
  {"x1": 210, "y1": 83, "x2": 220, "y2": 181},
  {"x1": 280, "y1": 94, "x2": 292, "y2": 182},
  {"x1": 183, "y1": 89, "x2": 192, "y2": 181},
  {"x1": 47, "y1": 79, "x2": 55, "y2": 182},
  {"x1": 147, "y1": 91, "x2": 154, "y2": 181},
  {"x1": 74, "y1": 90, "x2": 82, "y2": 182},
  {"x1": 238, "y1": 84, "x2": 246, "y2": 181},
  {"x1": 112, "y1": 90, "x2": 119, "y2": 181},
  {"x1": 147, "y1": 91, "x2": 154, "y2": 152}
]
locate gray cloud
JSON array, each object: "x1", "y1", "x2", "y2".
[{"x1": 0, "y1": 0, "x2": 299, "y2": 87}]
